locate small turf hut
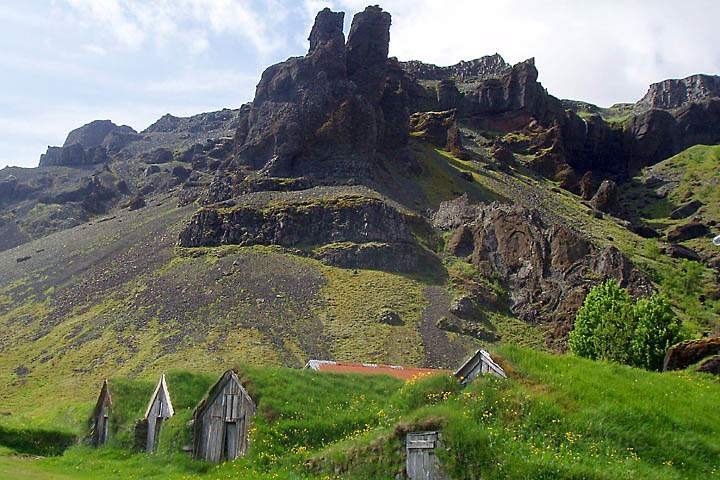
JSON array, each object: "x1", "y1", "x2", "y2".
[
  {"x1": 139, "y1": 374, "x2": 174, "y2": 453},
  {"x1": 192, "y1": 370, "x2": 255, "y2": 463},
  {"x1": 89, "y1": 379, "x2": 112, "y2": 446},
  {"x1": 454, "y1": 349, "x2": 506, "y2": 385}
]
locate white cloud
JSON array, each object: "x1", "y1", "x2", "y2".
[
  {"x1": 60, "y1": 0, "x2": 289, "y2": 55},
  {"x1": 326, "y1": 0, "x2": 720, "y2": 106}
]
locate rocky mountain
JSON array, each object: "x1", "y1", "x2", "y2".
[
  {"x1": 1, "y1": 4, "x2": 719, "y2": 413},
  {"x1": 636, "y1": 74, "x2": 720, "y2": 111}
]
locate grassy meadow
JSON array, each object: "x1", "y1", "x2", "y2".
[{"x1": 0, "y1": 347, "x2": 717, "y2": 479}]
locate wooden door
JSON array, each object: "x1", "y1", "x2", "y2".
[
  {"x1": 98, "y1": 415, "x2": 109, "y2": 445},
  {"x1": 406, "y1": 432, "x2": 446, "y2": 480}
]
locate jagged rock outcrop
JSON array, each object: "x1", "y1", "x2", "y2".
[
  {"x1": 224, "y1": 6, "x2": 410, "y2": 189},
  {"x1": 401, "y1": 54, "x2": 511, "y2": 81},
  {"x1": 39, "y1": 120, "x2": 140, "y2": 167},
  {"x1": 40, "y1": 177, "x2": 117, "y2": 214},
  {"x1": 409, "y1": 109, "x2": 465, "y2": 156},
  {"x1": 434, "y1": 197, "x2": 652, "y2": 346},
  {"x1": 636, "y1": 74, "x2": 720, "y2": 111}
]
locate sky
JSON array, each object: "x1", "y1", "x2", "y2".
[{"x1": 1, "y1": 0, "x2": 719, "y2": 169}]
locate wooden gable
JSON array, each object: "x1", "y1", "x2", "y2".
[
  {"x1": 454, "y1": 349, "x2": 506, "y2": 385},
  {"x1": 141, "y1": 374, "x2": 175, "y2": 453},
  {"x1": 144, "y1": 373, "x2": 174, "y2": 420}
]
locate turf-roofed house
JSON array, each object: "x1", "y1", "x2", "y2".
[
  {"x1": 89, "y1": 379, "x2": 112, "y2": 447},
  {"x1": 136, "y1": 374, "x2": 175, "y2": 453},
  {"x1": 191, "y1": 370, "x2": 256, "y2": 463}
]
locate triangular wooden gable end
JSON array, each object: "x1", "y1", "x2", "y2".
[
  {"x1": 192, "y1": 370, "x2": 253, "y2": 420},
  {"x1": 144, "y1": 373, "x2": 174, "y2": 420},
  {"x1": 454, "y1": 349, "x2": 507, "y2": 385}
]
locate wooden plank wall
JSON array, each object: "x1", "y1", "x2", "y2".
[
  {"x1": 406, "y1": 432, "x2": 447, "y2": 480},
  {"x1": 195, "y1": 375, "x2": 255, "y2": 463}
]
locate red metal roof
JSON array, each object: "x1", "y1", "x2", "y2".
[{"x1": 306, "y1": 360, "x2": 449, "y2": 381}]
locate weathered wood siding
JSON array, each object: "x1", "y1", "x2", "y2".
[
  {"x1": 406, "y1": 432, "x2": 447, "y2": 480},
  {"x1": 90, "y1": 381, "x2": 112, "y2": 447},
  {"x1": 145, "y1": 386, "x2": 172, "y2": 452},
  {"x1": 193, "y1": 372, "x2": 255, "y2": 463},
  {"x1": 455, "y1": 349, "x2": 506, "y2": 385}
]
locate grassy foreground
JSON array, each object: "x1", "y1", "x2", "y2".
[{"x1": 1, "y1": 347, "x2": 718, "y2": 479}]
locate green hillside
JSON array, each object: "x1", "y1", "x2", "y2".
[{"x1": 0, "y1": 347, "x2": 717, "y2": 479}]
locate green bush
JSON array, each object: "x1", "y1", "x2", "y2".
[{"x1": 569, "y1": 280, "x2": 682, "y2": 370}]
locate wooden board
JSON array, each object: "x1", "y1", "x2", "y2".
[{"x1": 406, "y1": 432, "x2": 447, "y2": 480}]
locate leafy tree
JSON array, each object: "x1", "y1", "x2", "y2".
[
  {"x1": 569, "y1": 280, "x2": 682, "y2": 370},
  {"x1": 569, "y1": 280, "x2": 633, "y2": 364},
  {"x1": 631, "y1": 294, "x2": 682, "y2": 370}
]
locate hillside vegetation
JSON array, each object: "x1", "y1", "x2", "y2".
[{"x1": 0, "y1": 347, "x2": 717, "y2": 479}]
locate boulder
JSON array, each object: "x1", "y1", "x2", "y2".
[
  {"x1": 449, "y1": 295, "x2": 478, "y2": 319},
  {"x1": 590, "y1": 179, "x2": 619, "y2": 213},
  {"x1": 697, "y1": 355, "x2": 720, "y2": 375},
  {"x1": 144, "y1": 165, "x2": 160, "y2": 176},
  {"x1": 144, "y1": 148, "x2": 174, "y2": 164},
  {"x1": 432, "y1": 194, "x2": 482, "y2": 230},
  {"x1": 629, "y1": 223, "x2": 660, "y2": 238},
  {"x1": 378, "y1": 309, "x2": 404, "y2": 326},
  {"x1": 670, "y1": 200, "x2": 703, "y2": 219},
  {"x1": 667, "y1": 222, "x2": 710, "y2": 242},
  {"x1": 172, "y1": 166, "x2": 191, "y2": 181},
  {"x1": 126, "y1": 195, "x2": 146, "y2": 211},
  {"x1": 665, "y1": 244, "x2": 701, "y2": 261},
  {"x1": 663, "y1": 337, "x2": 720, "y2": 371}
]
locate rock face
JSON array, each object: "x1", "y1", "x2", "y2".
[
  {"x1": 636, "y1": 74, "x2": 720, "y2": 111},
  {"x1": 39, "y1": 120, "x2": 140, "y2": 167},
  {"x1": 697, "y1": 355, "x2": 720, "y2": 374},
  {"x1": 626, "y1": 98, "x2": 720, "y2": 171},
  {"x1": 224, "y1": 6, "x2": 410, "y2": 189},
  {"x1": 180, "y1": 194, "x2": 410, "y2": 248},
  {"x1": 663, "y1": 337, "x2": 720, "y2": 372},
  {"x1": 178, "y1": 188, "x2": 437, "y2": 273},
  {"x1": 434, "y1": 197, "x2": 652, "y2": 345}
]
